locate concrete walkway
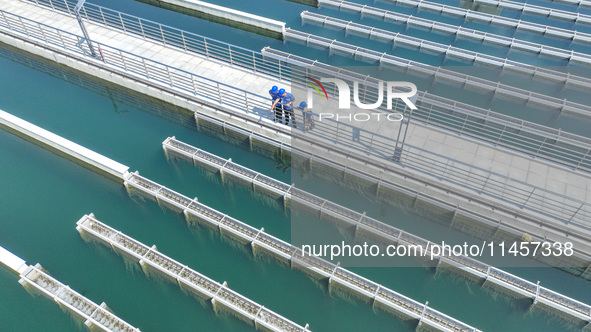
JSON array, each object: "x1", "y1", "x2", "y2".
[{"x1": 1, "y1": 0, "x2": 589, "y2": 226}]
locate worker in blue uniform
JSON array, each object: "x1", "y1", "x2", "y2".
[
  {"x1": 279, "y1": 89, "x2": 296, "y2": 128},
  {"x1": 270, "y1": 87, "x2": 284, "y2": 123}
]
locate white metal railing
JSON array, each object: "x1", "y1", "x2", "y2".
[
  {"x1": 378, "y1": 0, "x2": 591, "y2": 26},
  {"x1": 17, "y1": 0, "x2": 591, "y2": 173},
  {"x1": 311, "y1": 3, "x2": 591, "y2": 63},
  {"x1": 398, "y1": 143, "x2": 589, "y2": 227},
  {"x1": 542, "y1": 0, "x2": 591, "y2": 8},
  {"x1": 284, "y1": 28, "x2": 591, "y2": 90},
  {"x1": 262, "y1": 48, "x2": 591, "y2": 173},
  {"x1": 370, "y1": 0, "x2": 591, "y2": 43},
  {"x1": 472, "y1": 0, "x2": 591, "y2": 24},
  {"x1": 0, "y1": 8, "x2": 271, "y2": 123},
  {"x1": 23, "y1": 0, "x2": 288, "y2": 80}
]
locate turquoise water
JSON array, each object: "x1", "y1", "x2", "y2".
[{"x1": 2, "y1": 0, "x2": 591, "y2": 331}]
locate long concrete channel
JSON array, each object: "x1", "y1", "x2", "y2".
[
  {"x1": 0, "y1": 246, "x2": 140, "y2": 332},
  {"x1": 122, "y1": 172, "x2": 482, "y2": 331},
  {"x1": 315, "y1": 0, "x2": 591, "y2": 64},
  {"x1": 377, "y1": 0, "x2": 591, "y2": 26},
  {"x1": 76, "y1": 214, "x2": 310, "y2": 332},
  {"x1": 0, "y1": 108, "x2": 479, "y2": 331},
  {"x1": 162, "y1": 135, "x2": 591, "y2": 324}
]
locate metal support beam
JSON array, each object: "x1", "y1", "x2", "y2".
[{"x1": 74, "y1": 0, "x2": 97, "y2": 57}]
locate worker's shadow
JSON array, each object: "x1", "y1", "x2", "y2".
[{"x1": 250, "y1": 106, "x2": 277, "y2": 122}]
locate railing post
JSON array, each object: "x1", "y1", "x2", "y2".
[
  {"x1": 278, "y1": 60, "x2": 282, "y2": 80},
  {"x1": 118, "y1": 12, "x2": 126, "y2": 33},
  {"x1": 461, "y1": 116, "x2": 468, "y2": 131},
  {"x1": 252, "y1": 52, "x2": 257, "y2": 72},
  {"x1": 141, "y1": 58, "x2": 150, "y2": 79},
  {"x1": 166, "y1": 66, "x2": 174, "y2": 87},
  {"x1": 119, "y1": 50, "x2": 128, "y2": 71},
  {"x1": 18, "y1": 17, "x2": 30, "y2": 36},
  {"x1": 99, "y1": 6, "x2": 107, "y2": 27},
  {"x1": 228, "y1": 45, "x2": 233, "y2": 65},
  {"x1": 217, "y1": 83, "x2": 223, "y2": 104},
  {"x1": 497, "y1": 125, "x2": 506, "y2": 144},
  {"x1": 39, "y1": 23, "x2": 49, "y2": 43},
  {"x1": 535, "y1": 137, "x2": 547, "y2": 157},
  {"x1": 159, "y1": 24, "x2": 166, "y2": 44},
  {"x1": 138, "y1": 19, "x2": 145, "y2": 39},
  {"x1": 63, "y1": 0, "x2": 72, "y2": 14},
  {"x1": 567, "y1": 204, "x2": 583, "y2": 224},
  {"x1": 244, "y1": 92, "x2": 250, "y2": 111},
  {"x1": 521, "y1": 188, "x2": 535, "y2": 208},
  {"x1": 191, "y1": 75, "x2": 198, "y2": 96},
  {"x1": 56, "y1": 29, "x2": 68, "y2": 50},
  {"x1": 203, "y1": 38, "x2": 210, "y2": 58},
  {"x1": 97, "y1": 44, "x2": 104, "y2": 62},
  {"x1": 181, "y1": 31, "x2": 187, "y2": 52},
  {"x1": 1, "y1": 11, "x2": 13, "y2": 31},
  {"x1": 481, "y1": 173, "x2": 491, "y2": 192},
  {"x1": 82, "y1": 5, "x2": 90, "y2": 21},
  {"x1": 576, "y1": 149, "x2": 589, "y2": 170},
  {"x1": 426, "y1": 105, "x2": 433, "y2": 123}
]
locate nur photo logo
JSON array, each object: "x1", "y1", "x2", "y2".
[{"x1": 305, "y1": 78, "x2": 418, "y2": 111}]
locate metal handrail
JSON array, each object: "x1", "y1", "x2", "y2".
[
  {"x1": 20, "y1": 0, "x2": 591, "y2": 173},
  {"x1": 308, "y1": 4, "x2": 591, "y2": 63},
  {"x1": 379, "y1": 0, "x2": 591, "y2": 26},
  {"x1": 472, "y1": 0, "x2": 591, "y2": 24},
  {"x1": 1, "y1": 9, "x2": 588, "y2": 226},
  {"x1": 262, "y1": 48, "x2": 591, "y2": 173}
]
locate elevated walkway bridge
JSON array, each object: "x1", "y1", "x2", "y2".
[{"x1": 11, "y1": 0, "x2": 591, "y2": 174}]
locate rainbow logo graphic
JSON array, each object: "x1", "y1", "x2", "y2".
[{"x1": 306, "y1": 77, "x2": 329, "y2": 100}]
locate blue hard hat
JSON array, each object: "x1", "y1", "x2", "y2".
[
  {"x1": 278, "y1": 88, "x2": 286, "y2": 95},
  {"x1": 299, "y1": 101, "x2": 307, "y2": 109},
  {"x1": 270, "y1": 86, "x2": 278, "y2": 92}
]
